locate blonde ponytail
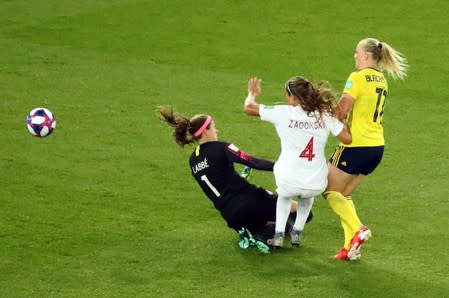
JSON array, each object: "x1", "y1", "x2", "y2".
[
  {"x1": 378, "y1": 42, "x2": 408, "y2": 80},
  {"x1": 360, "y1": 38, "x2": 408, "y2": 80}
]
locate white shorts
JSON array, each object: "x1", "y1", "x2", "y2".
[{"x1": 276, "y1": 181, "x2": 325, "y2": 199}]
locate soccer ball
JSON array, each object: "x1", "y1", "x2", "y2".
[{"x1": 26, "y1": 107, "x2": 56, "y2": 137}]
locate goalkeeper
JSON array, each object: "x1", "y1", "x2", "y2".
[{"x1": 157, "y1": 106, "x2": 312, "y2": 252}]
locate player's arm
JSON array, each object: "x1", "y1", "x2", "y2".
[
  {"x1": 336, "y1": 93, "x2": 355, "y2": 121},
  {"x1": 327, "y1": 115, "x2": 352, "y2": 145},
  {"x1": 243, "y1": 77, "x2": 261, "y2": 116},
  {"x1": 243, "y1": 101, "x2": 260, "y2": 116},
  {"x1": 225, "y1": 143, "x2": 274, "y2": 171},
  {"x1": 337, "y1": 125, "x2": 352, "y2": 144}
]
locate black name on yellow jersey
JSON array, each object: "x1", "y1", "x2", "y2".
[{"x1": 365, "y1": 74, "x2": 386, "y2": 83}]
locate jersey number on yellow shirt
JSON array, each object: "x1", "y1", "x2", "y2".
[{"x1": 374, "y1": 88, "x2": 388, "y2": 124}]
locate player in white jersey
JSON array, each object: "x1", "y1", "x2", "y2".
[{"x1": 243, "y1": 76, "x2": 352, "y2": 248}]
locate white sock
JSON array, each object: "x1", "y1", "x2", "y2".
[
  {"x1": 293, "y1": 197, "x2": 314, "y2": 232},
  {"x1": 275, "y1": 195, "x2": 292, "y2": 234}
]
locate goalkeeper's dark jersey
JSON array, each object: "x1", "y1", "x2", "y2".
[{"x1": 189, "y1": 141, "x2": 275, "y2": 230}]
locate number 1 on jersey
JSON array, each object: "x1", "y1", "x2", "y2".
[
  {"x1": 299, "y1": 137, "x2": 316, "y2": 161},
  {"x1": 200, "y1": 175, "x2": 221, "y2": 197}
]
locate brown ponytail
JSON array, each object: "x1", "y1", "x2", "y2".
[
  {"x1": 286, "y1": 77, "x2": 337, "y2": 120},
  {"x1": 157, "y1": 106, "x2": 211, "y2": 148}
]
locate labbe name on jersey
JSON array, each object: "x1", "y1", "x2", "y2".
[{"x1": 192, "y1": 158, "x2": 209, "y2": 174}]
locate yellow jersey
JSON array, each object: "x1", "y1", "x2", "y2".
[{"x1": 342, "y1": 68, "x2": 388, "y2": 147}]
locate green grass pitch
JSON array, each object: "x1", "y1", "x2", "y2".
[{"x1": 1, "y1": 0, "x2": 448, "y2": 297}]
